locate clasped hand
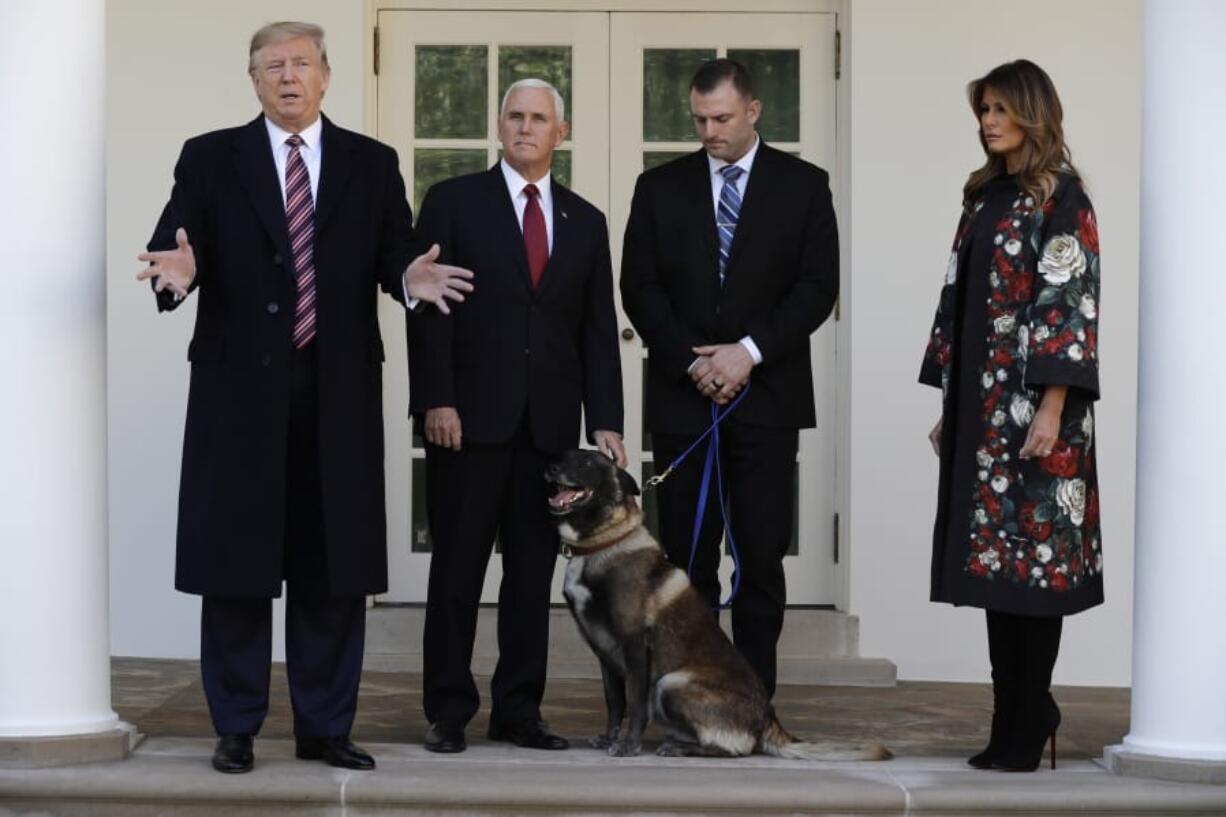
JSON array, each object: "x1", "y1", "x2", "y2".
[{"x1": 690, "y1": 343, "x2": 752, "y2": 406}]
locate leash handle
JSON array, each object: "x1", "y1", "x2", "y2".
[{"x1": 646, "y1": 384, "x2": 750, "y2": 490}]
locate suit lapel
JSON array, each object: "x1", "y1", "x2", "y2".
[
  {"x1": 536, "y1": 182, "x2": 574, "y2": 296},
  {"x1": 483, "y1": 166, "x2": 533, "y2": 291},
  {"x1": 722, "y1": 140, "x2": 772, "y2": 283},
  {"x1": 686, "y1": 149, "x2": 722, "y2": 300},
  {"x1": 232, "y1": 116, "x2": 292, "y2": 269},
  {"x1": 314, "y1": 115, "x2": 355, "y2": 236}
]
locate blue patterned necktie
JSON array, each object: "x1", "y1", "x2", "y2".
[{"x1": 716, "y1": 164, "x2": 744, "y2": 286}]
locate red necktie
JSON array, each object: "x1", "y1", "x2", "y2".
[
  {"x1": 285, "y1": 134, "x2": 316, "y2": 348},
  {"x1": 523, "y1": 183, "x2": 548, "y2": 289}
]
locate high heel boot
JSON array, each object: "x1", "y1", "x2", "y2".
[
  {"x1": 995, "y1": 614, "x2": 1063, "y2": 772},
  {"x1": 968, "y1": 611, "x2": 1018, "y2": 769}
]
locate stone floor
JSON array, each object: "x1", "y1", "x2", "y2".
[
  {"x1": 112, "y1": 657, "x2": 1131, "y2": 761},
  {"x1": 4, "y1": 659, "x2": 1225, "y2": 816}
]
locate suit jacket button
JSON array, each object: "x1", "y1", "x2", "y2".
[
  {"x1": 267, "y1": 302, "x2": 280, "y2": 315},
  {"x1": 523, "y1": 348, "x2": 530, "y2": 356},
  {"x1": 273, "y1": 253, "x2": 283, "y2": 265},
  {"x1": 261, "y1": 353, "x2": 273, "y2": 367}
]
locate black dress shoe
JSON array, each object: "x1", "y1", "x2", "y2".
[
  {"x1": 487, "y1": 719, "x2": 569, "y2": 750},
  {"x1": 212, "y1": 734, "x2": 254, "y2": 774},
  {"x1": 424, "y1": 721, "x2": 467, "y2": 753},
  {"x1": 295, "y1": 735, "x2": 376, "y2": 770}
]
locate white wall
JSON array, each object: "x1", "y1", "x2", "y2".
[
  {"x1": 106, "y1": 0, "x2": 365, "y2": 658},
  {"x1": 844, "y1": 0, "x2": 1141, "y2": 685},
  {"x1": 107, "y1": 0, "x2": 1142, "y2": 687}
]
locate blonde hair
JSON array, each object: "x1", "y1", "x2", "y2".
[
  {"x1": 248, "y1": 21, "x2": 328, "y2": 73},
  {"x1": 963, "y1": 59, "x2": 1077, "y2": 210}
]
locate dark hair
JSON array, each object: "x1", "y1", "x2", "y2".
[
  {"x1": 690, "y1": 58, "x2": 755, "y2": 99},
  {"x1": 963, "y1": 59, "x2": 1078, "y2": 209}
]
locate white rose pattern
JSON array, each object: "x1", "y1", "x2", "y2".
[{"x1": 1037, "y1": 234, "x2": 1086, "y2": 285}]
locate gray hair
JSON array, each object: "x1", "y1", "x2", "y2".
[
  {"x1": 500, "y1": 78, "x2": 565, "y2": 123},
  {"x1": 248, "y1": 21, "x2": 329, "y2": 73}
]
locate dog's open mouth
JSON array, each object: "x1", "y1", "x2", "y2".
[{"x1": 548, "y1": 482, "x2": 593, "y2": 515}]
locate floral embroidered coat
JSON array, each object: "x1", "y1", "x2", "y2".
[{"x1": 920, "y1": 173, "x2": 1104, "y2": 616}]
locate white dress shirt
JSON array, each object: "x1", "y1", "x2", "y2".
[
  {"x1": 500, "y1": 159, "x2": 555, "y2": 251},
  {"x1": 696, "y1": 133, "x2": 764, "y2": 367},
  {"x1": 264, "y1": 116, "x2": 323, "y2": 206}
]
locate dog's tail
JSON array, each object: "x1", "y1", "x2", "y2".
[{"x1": 757, "y1": 711, "x2": 893, "y2": 762}]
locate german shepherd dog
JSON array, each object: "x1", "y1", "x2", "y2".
[{"x1": 546, "y1": 449, "x2": 892, "y2": 761}]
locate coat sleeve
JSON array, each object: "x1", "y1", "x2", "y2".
[
  {"x1": 580, "y1": 215, "x2": 625, "y2": 440},
  {"x1": 741, "y1": 168, "x2": 839, "y2": 363},
  {"x1": 375, "y1": 145, "x2": 420, "y2": 307},
  {"x1": 919, "y1": 212, "x2": 969, "y2": 389},
  {"x1": 147, "y1": 139, "x2": 208, "y2": 313},
  {"x1": 619, "y1": 174, "x2": 705, "y2": 379},
  {"x1": 406, "y1": 183, "x2": 457, "y2": 412},
  {"x1": 1022, "y1": 179, "x2": 1101, "y2": 400}
]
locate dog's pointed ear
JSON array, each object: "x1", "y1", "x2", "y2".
[{"x1": 617, "y1": 467, "x2": 641, "y2": 497}]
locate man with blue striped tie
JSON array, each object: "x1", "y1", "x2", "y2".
[{"x1": 620, "y1": 58, "x2": 839, "y2": 697}]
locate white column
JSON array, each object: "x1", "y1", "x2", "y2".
[
  {"x1": 1107, "y1": 0, "x2": 1226, "y2": 782},
  {"x1": 0, "y1": 0, "x2": 118, "y2": 742}
]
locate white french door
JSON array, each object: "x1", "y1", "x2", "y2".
[{"x1": 375, "y1": 8, "x2": 838, "y2": 605}]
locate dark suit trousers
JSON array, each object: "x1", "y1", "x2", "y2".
[
  {"x1": 422, "y1": 423, "x2": 559, "y2": 727},
  {"x1": 200, "y1": 344, "x2": 366, "y2": 738},
  {"x1": 653, "y1": 419, "x2": 799, "y2": 697}
]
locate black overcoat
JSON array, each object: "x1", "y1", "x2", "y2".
[
  {"x1": 148, "y1": 115, "x2": 419, "y2": 597},
  {"x1": 920, "y1": 174, "x2": 1104, "y2": 616}
]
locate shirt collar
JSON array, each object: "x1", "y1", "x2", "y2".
[
  {"x1": 264, "y1": 115, "x2": 323, "y2": 151},
  {"x1": 707, "y1": 133, "x2": 761, "y2": 179},
  {"x1": 500, "y1": 158, "x2": 552, "y2": 202}
]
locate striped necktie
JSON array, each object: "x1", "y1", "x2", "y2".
[
  {"x1": 285, "y1": 134, "x2": 316, "y2": 348},
  {"x1": 716, "y1": 164, "x2": 744, "y2": 287}
]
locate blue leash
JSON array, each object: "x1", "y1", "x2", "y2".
[{"x1": 645, "y1": 383, "x2": 750, "y2": 609}]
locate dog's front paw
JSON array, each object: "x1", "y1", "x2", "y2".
[
  {"x1": 607, "y1": 739, "x2": 641, "y2": 757},
  {"x1": 589, "y1": 733, "x2": 614, "y2": 750},
  {"x1": 656, "y1": 741, "x2": 687, "y2": 757}
]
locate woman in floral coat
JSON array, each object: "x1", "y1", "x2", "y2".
[{"x1": 919, "y1": 59, "x2": 1102, "y2": 772}]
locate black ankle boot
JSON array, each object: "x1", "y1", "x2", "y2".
[
  {"x1": 967, "y1": 680, "x2": 1013, "y2": 769},
  {"x1": 995, "y1": 691, "x2": 1060, "y2": 771}
]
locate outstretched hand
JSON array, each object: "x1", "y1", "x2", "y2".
[
  {"x1": 406, "y1": 244, "x2": 474, "y2": 315},
  {"x1": 136, "y1": 227, "x2": 196, "y2": 297}
]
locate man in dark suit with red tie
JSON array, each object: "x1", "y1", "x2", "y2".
[
  {"x1": 136, "y1": 22, "x2": 472, "y2": 774},
  {"x1": 620, "y1": 59, "x2": 839, "y2": 698},
  {"x1": 408, "y1": 79, "x2": 625, "y2": 754}
]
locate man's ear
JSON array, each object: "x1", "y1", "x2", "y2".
[{"x1": 617, "y1": 467, "x2": 641, "y2": 497}]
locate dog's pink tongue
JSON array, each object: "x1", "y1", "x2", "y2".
[{"x1": 550, "y1": 489, "x2": 582, "y2": 508}]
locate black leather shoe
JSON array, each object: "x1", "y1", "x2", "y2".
[
  {"x1": 488, "y1": 719, "x2": 569, "y2": 750},
  {"x1": 424, "y1": 721, "x2": 467, "y2": 753},
  {"x1": 295, "y1": 735, "x2": 376, "y2": 770},
  {"x1": 211, "y1": 734, "x2": 254, "y2": 774}
]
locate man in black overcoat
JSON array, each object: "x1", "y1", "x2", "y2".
[
  {"x1": 620, "y1": 59, "x2": 839, "y2": 697},
  {"x1": 137, "y1": 21, "x2": 472, "y2": 774},
  {"x1": 408, "y1": 79, "x2": 624, "y2": 753}
]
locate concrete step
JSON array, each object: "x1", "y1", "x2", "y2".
[
  {"x1": 3, "y1": 736, "x2": 1225, "y2": 816},
  {"x1": 365, "y1": 605, "x2": 897, "y2": 686}
]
